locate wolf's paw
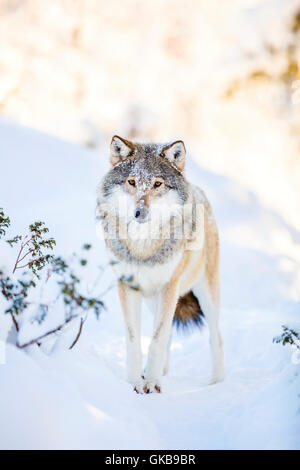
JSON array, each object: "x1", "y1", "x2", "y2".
[
  {"x1": 142, "y1": 381, "x2": 161, "y2": 394},
  {"x1": 130, "y1": 378, "x2": 144, "y2": 394}
]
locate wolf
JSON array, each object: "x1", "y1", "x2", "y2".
[{"x1": 97, "y1": 135, "x2": 225, "y2": 393}]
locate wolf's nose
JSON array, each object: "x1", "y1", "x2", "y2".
[{"x1": 135, "y1": 206, "x2": 148, "y2": 222}]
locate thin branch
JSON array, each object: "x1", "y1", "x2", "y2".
[
  {"x1": 12, "y1": 236, "x2": 34, "y2": 274},
  {"x1": 69, "y1": 317, "x2": 84, "y2": 350},
  {"x1": 16, "y1": 314, "x2": 78, "y2": 349},
  {"x1": 16, "y1": 256, "x2": 44, "y2": 270},
  {"x1": 98, "y1": 281, "x2": 115, "y2": 298},
  {"x1": 18, "y1": 248, "x2": 34, "y2": 263},
  {"x1": 10, "y1": 312, "x2": 19, "y2": 332},
  {"x1": 88, "y1": 261, "x2": 111, "y2": 295},
  {"x1": 12, "y1": 244, "x2": 24, "y2": 274}
]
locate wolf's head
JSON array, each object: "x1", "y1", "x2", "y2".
[{"x1": 100, "y1": 136, "x2": 189, "y2": 236}]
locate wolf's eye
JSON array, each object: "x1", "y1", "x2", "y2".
[
  {"x1": 154, "y1": 181, "x2": 162, "y2": 188},
  {"x1": 128, "y1": 179, "x2": 136, "y2": 186}
]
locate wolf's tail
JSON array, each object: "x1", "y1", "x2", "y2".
[{"x1": 173, "y1": 290, "x2": 205, "y2": 331}]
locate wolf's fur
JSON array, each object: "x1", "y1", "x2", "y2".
[{"x1": 97, "y1": 136, "x2": 225, "y2": 393}]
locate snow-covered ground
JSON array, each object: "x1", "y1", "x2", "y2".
[{"x1": 0, "y1": 120, "x2": 299, "y2": 450}]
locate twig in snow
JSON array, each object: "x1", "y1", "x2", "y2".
[
  {"x1": 69, "y1": 317, "x2": 85, "y2": 350},
  {"x1": 10, "y1": 312, "x2": 19, "y2": 332},
  {"x1": 16, "y1": 314, "x2": 78, "y2": 349}
]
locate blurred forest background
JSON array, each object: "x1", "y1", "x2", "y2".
[{"x1": 1, "y1": 0, "x2": 300, "y2": 300}]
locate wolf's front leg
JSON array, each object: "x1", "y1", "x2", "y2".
[
  {"x1": 118, "y1": 281, "x2": 143, "y2": 393},
  {"x1": 143, "y1": 280, "x2": 179, "y2": 393}
]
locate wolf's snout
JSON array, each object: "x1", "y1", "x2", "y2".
[{"x1": 135, "y1": 205, "x2": 148, "y2": 223}]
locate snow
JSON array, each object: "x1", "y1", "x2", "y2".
[{"x1": 0, "y1": 119, "x2": 299, "y2": 450}]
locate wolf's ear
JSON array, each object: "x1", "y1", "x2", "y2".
[
  {"x1": 160, "y1": 140, "x2": 186, "y2": 172},
  {"x1": 110, "y1": 135, "x2": 135, "y2": 166}
]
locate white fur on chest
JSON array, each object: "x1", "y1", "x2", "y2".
[{"x1": 110, "y1": 250, "x2": 182, "y2": 296}]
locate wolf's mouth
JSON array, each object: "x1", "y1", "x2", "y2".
[{"x1": 134, "y1": 215, "x2": 150, "y2": 224}]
